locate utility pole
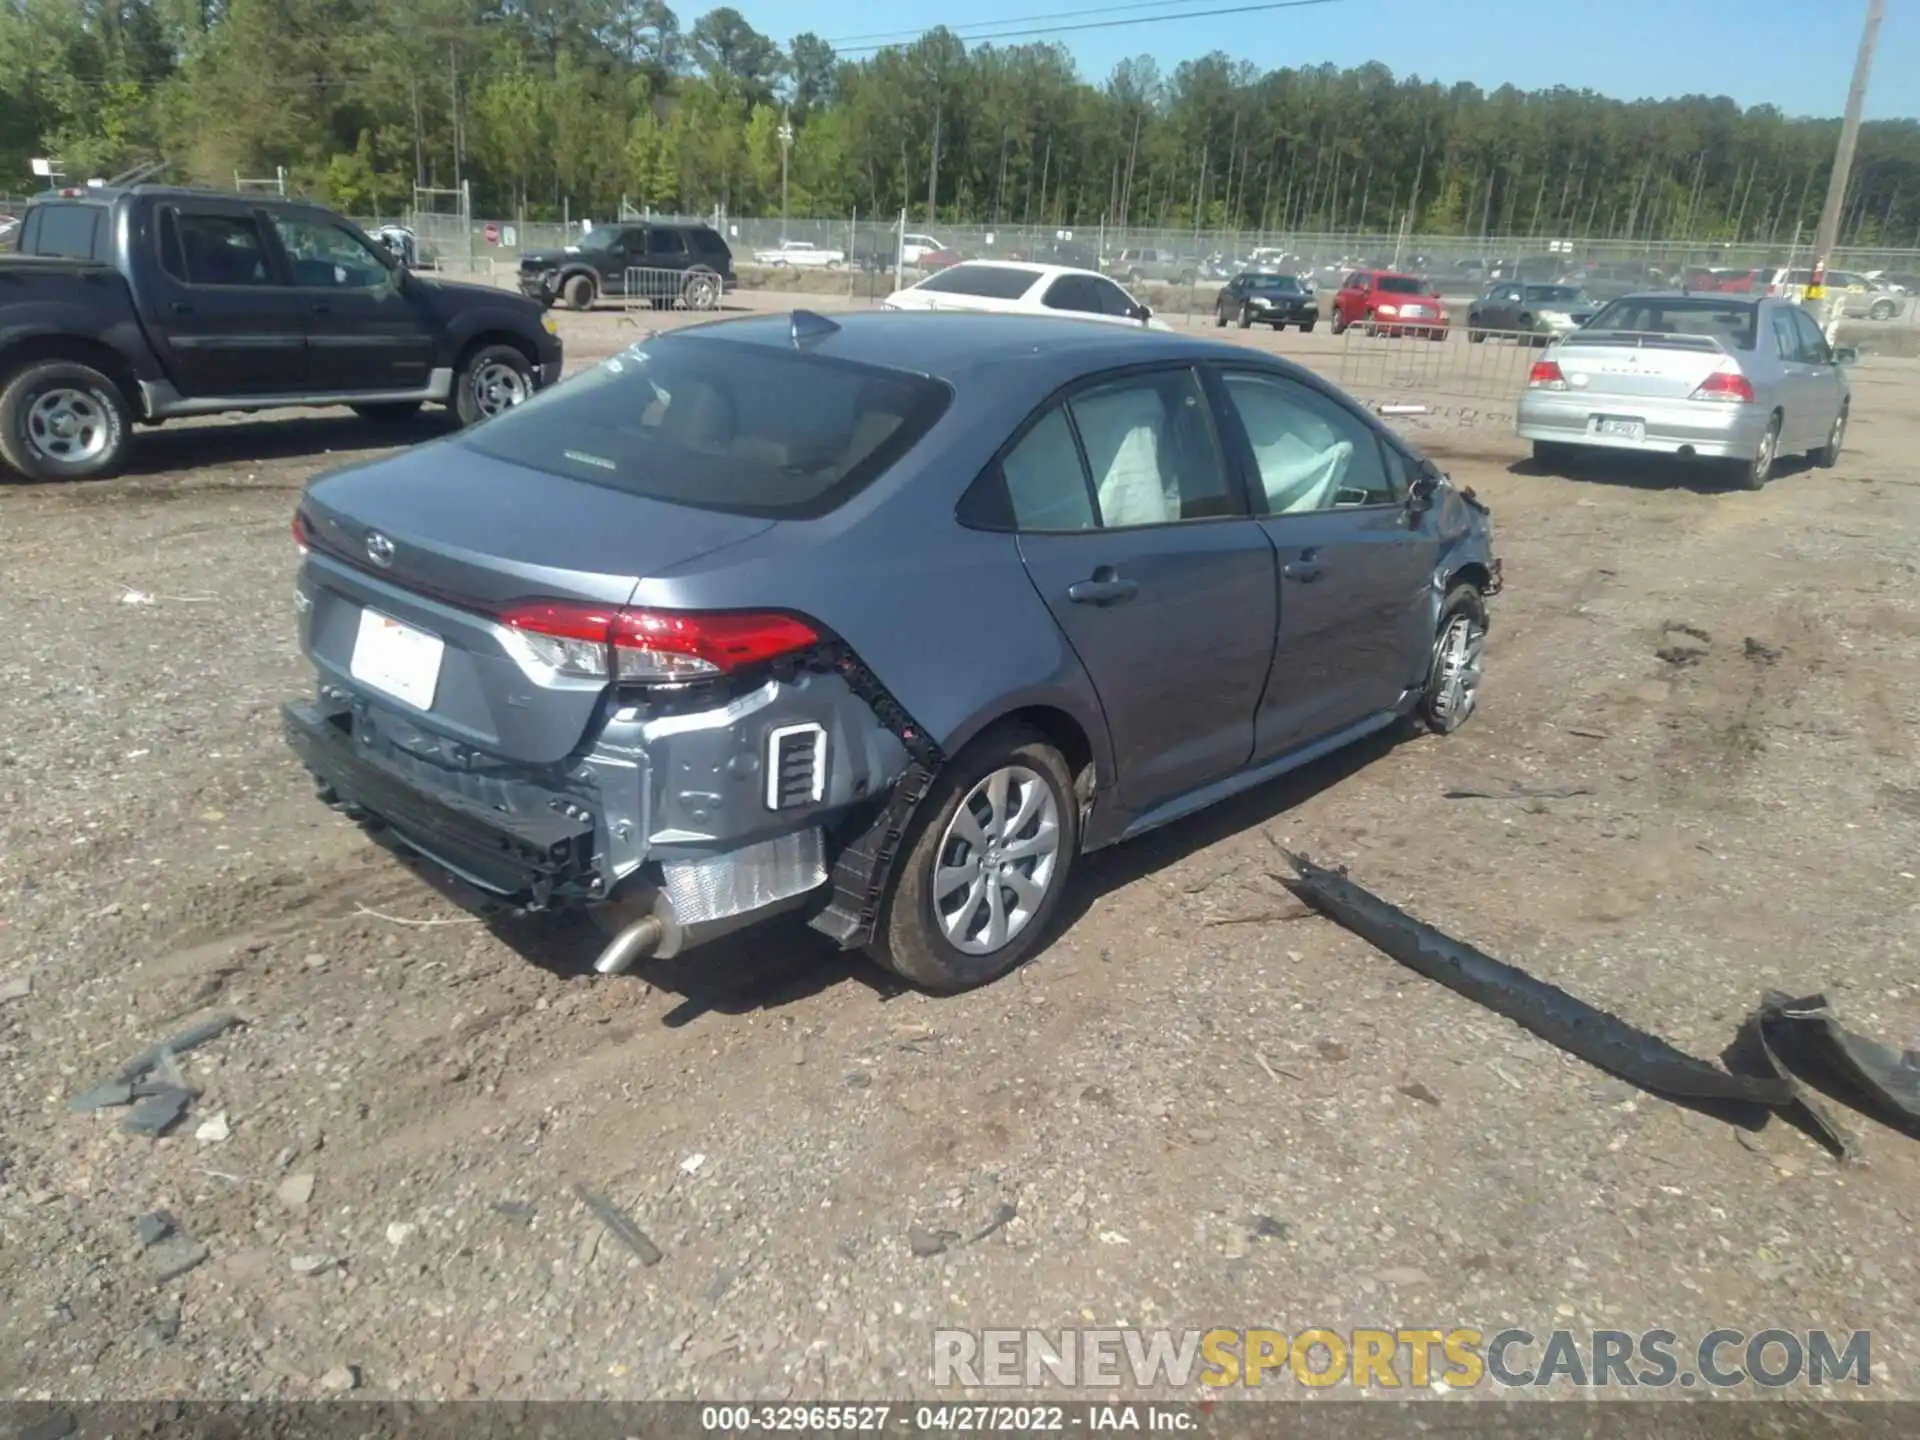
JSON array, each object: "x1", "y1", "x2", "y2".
[
  {"x1": 1809, "y1": 0, "x2": 1884, "y2": 338},
  {"x1": 778, "y1": 108, "x2": 793, "y2": 240}
]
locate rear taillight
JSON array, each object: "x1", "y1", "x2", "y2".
[
  {"x1": 1527, "y1": 360, "x2": 1567, "y2": 390},
  {"x1": 498, "y1": 601, "x2": 821, "y2": 685},
  {"x1": 291, "y1": 509, "x2": 310, "y2": 555},
  {"x1": 1689, "y1": 369, "x2": 1755, "y2": 404}
]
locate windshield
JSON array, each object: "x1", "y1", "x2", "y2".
[
  {"x1": 458, "y1": 335, "x2": 952, "y2": 519},
  {"x1": 1247, "y1": 274, "x2": 1304, "y2": 293},
  {"x1": 574, "y1": 228, "x2": 619, "y2": 251},
  {"x1": 1525, "y1": 285, "x2": 1587, "y2": 305},
  {"x1": 1377, "y1": 276, "x2": 1433, "y2": 295},
  {"x1": 1586, "y1": 297, "x2": 1757, "y2": 350}
]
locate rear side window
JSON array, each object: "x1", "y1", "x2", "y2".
[
  {"x1": 687, "y1": 228, "x2": 729, "y2": 258},
  {"x1": 647, "y1": 228, "x2": 687, "y2": 257},
  {"x1": 914, "y1": 265, "x2": 1036, "y2": 300},
  {"x1": 458, "y1": 336, "x2": 951, "y2": 520},
  {"x1": 21, "y1": 202, "x2": 107, "y2": 261}
]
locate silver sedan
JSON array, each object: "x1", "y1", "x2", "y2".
[{"x1": 1516, "y1": 293, "x2": 1855, "y2": 490}]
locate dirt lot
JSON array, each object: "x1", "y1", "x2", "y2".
[{"x1": 2, "y1": 292, "x2": 1918, "y2": 1405}]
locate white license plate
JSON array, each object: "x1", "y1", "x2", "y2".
[
  {"x1": 1593, "y1": 417, "x2": 1646, "y2": 441},
  {"x1": 349, "y1": 607, "x2": 445, "y2": 711}
]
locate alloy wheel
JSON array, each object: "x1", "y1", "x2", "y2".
[
  {"x1": 1429, "y1": 613, "x2": 1487, "y2": 730},
  {"x1": 470, "y1": 362, "x2": 530, "y2": 418},
  {"x1": 23, "y1": 386, "x2": 110, "y2": 464},
  {"x1": 932, "y1": 765, "x2": 1062, "y2": 956}
]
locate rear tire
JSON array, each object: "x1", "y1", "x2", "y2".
[
  {"x1": 561, "y1": 273, "x2": 596, "y2": 311},
  {"x1": 1869, "y1": 299, "x2": 1894, "y2": 321},
  {"x1": 681, "y1": 268, "x2": 721, "y2": 311},
  {"x1": 869, "y1": 726, "x2": 1079, "y2": 993},
  {"x1": 1731, "y1": 413, "x2": 1781, "y2": 490},
  {"x1": 452, "y1": 343, "x2": 535, "y2": 427},
  {"x1": 351, "y1": 401, "x2": 423, "y2": 424},
  {"x1": 1810, "y1": 407, "x2": 1847, "y2": 469},
  {"x1": 0, "y1": 358, "x2": 133, "y2": 483},
  {"x1": 1419, "y1": 585, "x2": 1490, "y2": 735}
]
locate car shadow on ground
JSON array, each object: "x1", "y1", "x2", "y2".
[
  {"x1": 118, "y1": 410, "x2": 459, "y2": 478},
  {"x1": 1511, "y1": 450, "x2": 1817, "y2": 493},
  {"x1": 482, "y1": 725, "x2": 1408, "y2": 1024}
]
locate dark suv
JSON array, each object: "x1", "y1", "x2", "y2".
[{"x1": 517, "y1": 222, "x2": 734, "y2": 311}]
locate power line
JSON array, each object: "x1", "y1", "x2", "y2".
[
  {"x1": 834, "y1": 0, "x2": 1342, "y2": 55},
  {"x1": 823, "y1": 0, "x2": 1265, "y2": 48}
]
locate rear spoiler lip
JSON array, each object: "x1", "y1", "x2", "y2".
[{"x1": 1560, "y1": 328, "x2": 1731, "y2": 356}]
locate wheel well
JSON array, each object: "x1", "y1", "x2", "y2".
[
  {"x1": 1447, "y1": 561, "x2": 1493, "y2": 595},
  {"x1": 457, "y1": 329, "x2": 537, "y2": 371},
  {"x1": 0, "y1": 337, "x2": 141, "y2": 415},
  {"x1": 994, "y1": 705, "x2": 1096, "y2": 802}
]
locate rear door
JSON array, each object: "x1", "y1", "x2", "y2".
[
  {"x1": 1003, "y1": 366, "x2": 1278, "y2": 813},
  {"x1": 1211, "y1": 365, "x2": 1439, "y2": 756},
  {"x1": 1766, "y1": 306, "x2": 1816, "y2": 449},
  {"x1": 146, "y1": 201, "x2": 306, "y2": 396},
  {"x1": 267, "y1": 210, "x2": 434, "y2": 394}
]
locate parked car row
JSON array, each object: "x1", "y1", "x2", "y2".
[{"x1": 0, "y1": 184, "x2": 561, "y2": 482}]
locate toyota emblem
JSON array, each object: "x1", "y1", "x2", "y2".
[{"x1": 365, "y1": 531, "x2": 396, "y2": 568}]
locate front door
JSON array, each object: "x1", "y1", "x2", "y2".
[
  {"x1": 1210, "y1": 366, "x2": 1440, "y2": 757},
  {"x1": 1788, "y1": 305, "x2": 1847, "y2": 447},
  {"x1": 1004, "y1": 367, "x2": 1278, "y2": 814},
  {"x1": 268, "y1": 212, "x2": 435, "y2": 394},
  {"x1": 147, "y1": 203, "x2": 306, "y2": 396}
]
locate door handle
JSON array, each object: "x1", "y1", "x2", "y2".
[
  {"x1": 1282, "y1": 551, "x2": 1325, "y2": 584},
  {"x1": 168, "y1": 300, "x2": 193, "y2": 315},
  {"x1": 1067, "y1": 568, "x2": 1138, "y2": 607}
]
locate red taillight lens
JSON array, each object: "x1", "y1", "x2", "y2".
[
  {"x1": 1688, "y1": 369, "x2": 1755, "y2": 404},
  {"x1": 1527, "y1": 360, "x2": 1567, "y2": 390},
  {"x1": 292, "y1": 509, "x2": 310, "y2": 555},
  {"x1": 498, "y1": 601, "x2": 820, "y2": 685}
]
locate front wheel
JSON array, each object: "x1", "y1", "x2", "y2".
[
  {"x1": 1237, "y1": 305, "x2": 1253, "y2": 330},
  {"x1": 1468, "y1": 326, "x2": 1486, "y2": 343},
  {"x1": 452, "y1": 344, "x2": 535, "y2": 427},
  {"x1": 0, "y1": 359, "x2": 133, "y2": 483},
  {"x1": 1419, "y1": 585, "x2": 1489, "y2": 735},
  {"x1": 1330, "y1": 312, "x2": 1349, "y2": 336},
  {"x1": 561, "y1": 273, "x2": 596, "y2": 311},
  {"x1": 870, "y1": 726, "x2": 1079, "y2": 992}
]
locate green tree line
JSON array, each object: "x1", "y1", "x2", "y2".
[{"x1": 4, "y1": 0, "x2": 1919, "y2": 246}]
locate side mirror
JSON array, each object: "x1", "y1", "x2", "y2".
[
  {"x1": 1832, "y1": 346, "x2": 1858, "y2": 366},
  {"x1": 1407, "y1": 464, "x2": 1442, "y2": 510},
  {"x1": 1132, "y1": 303, "x2": 1153, "y2": 323}
]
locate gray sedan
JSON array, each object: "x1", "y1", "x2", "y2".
[
  {"x1": 284, "y1": 312, "x2": 1499, "y2": 992},
  {"x1": 1469, "y1": 282, "x2": 1599, "y2": 343},
  {"x1": 1517, "y1": 292, "x2": 1854, "y2": 489}
]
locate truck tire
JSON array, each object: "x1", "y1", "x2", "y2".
[
  {"x1": 0, "y1": 358, "x2": 133, "y2": 483},
  {"x1": 681, "y1": 268, "x2": 721, "y2": 311},
  {"x1": 561, "y1": 273, "x2": 596, "y2": 311},
  {"x1": 869, "y1": 725, "x2": 1079, "y2": 993},
  {"x1": 453, "y1": 344, "x2": 534, "y2": 427}
]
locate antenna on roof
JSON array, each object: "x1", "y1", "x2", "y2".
[{"x1": 789, "y1": 309, "x2": 841, "y2": 350}]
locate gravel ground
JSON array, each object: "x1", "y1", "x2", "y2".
[{"x1": 2, "y1": 294, "x2": 1918, "y2": 1406}]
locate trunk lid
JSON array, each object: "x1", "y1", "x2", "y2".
[
  {"x1": 298, "y1": 440, "x2": 773, "y2": 765},
  {"x1": 1552, "y1": 330, "x2": 1734, "y2": 401}
]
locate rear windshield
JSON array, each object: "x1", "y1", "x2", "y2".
[
  {"x1": 458, "y1": 335, "x2": 952, "y2": 520},
  {"x1": 1377, "y1": 275, "x2": 1431, "y2": 295},
  {"x1": 913, "y1": 264, "x2": 1036, "y2": 300},
  {"x1": 1587, "y1": 297, "x2": 1757, "y2": 350},
  {"x1": 21, "y1": 201, "x2": 107, "y2": 261}
]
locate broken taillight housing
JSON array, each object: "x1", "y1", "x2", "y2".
[
  {"x1": 291, "y1": 509, "x2": 310, "y2": 555},
  {"x1": 498, "y1": 601, "x2": 821, "y2": 686},
  {"x1": 1526, "y1": 360, "x2": 1568, "y2": 391},
  {"x1": 1688, "y1": 369, "x2": 1756, "y2": 404}
]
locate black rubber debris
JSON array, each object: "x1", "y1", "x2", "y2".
[
  {"x1": 1274, "y1": 849, "x2": 1795, "y2": 1106},
  {"x1": 115, "y1": 1013, "x2": 243, "y2": 1083},
  {"x1": 1725, "y1": 1000, "x2": 1858, "y2": 1161},
  {"x1": 122, "y1": 1087, "x2": 193, "y2": 1138},
  {"x1": 572, "y1": 1184, "x2": 662, "y2": 1267},
  {"x1": 134, "y1": 1209, "x2": 179, "y2": 1249},
  {"x1": 68, "y1": 1081, "x2": 134, "y2": 1113},
  {"x1": 1763, "y1": 992, "x2": 1920, "y2": 1140}
]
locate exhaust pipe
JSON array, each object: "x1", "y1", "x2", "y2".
[{"x1": 593, "y1": 914, "x2": 665, "y2": 976}]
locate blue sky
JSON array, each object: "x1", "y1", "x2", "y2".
[{"x1": 758, "y1": 0, "x2": 1919, "y2": 120}]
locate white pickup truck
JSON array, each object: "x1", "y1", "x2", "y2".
[{"x1": 752, "y1": 240, "x2": 846, "y2": 269}]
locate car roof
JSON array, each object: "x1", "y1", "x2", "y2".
[
  {"x1": 668, "y1": 309, "x2": 1244, "y2": 386},
  {"x1": 930, "y1": 260, "x2": 1111, "y2": 283}
]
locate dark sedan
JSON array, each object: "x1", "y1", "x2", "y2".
[
  {"x1": 284, "y1": 311, "x2": 1497, "y2": 993},
  {"x1": 1215, "y1": 271, "x2": 1320, "y2": 331}
]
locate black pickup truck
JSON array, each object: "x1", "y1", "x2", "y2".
[{"x1": 0, "y1": 185, "x2": 563, "y2": 481}]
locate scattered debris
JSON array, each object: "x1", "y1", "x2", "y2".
[
  {"x1": 143, "y1": 1293, "x2": 182, "y2": 1347},
  {"x1": 1726, "y1": 1000, "x2": 1858, "y2": 1161},
  {"x1": 120, "y1": 589, "x2": 157, "y2": 606},
  {"x1": 385, "y1": 1222, "x2": 418, "y2": 1247},
  {"x1": 1097, "y1": 1230, "x2": 1131, "y2": 1246},
  {"x1": 275, "y1": 1172, "x2": 316, "y2": 1210},
  {"x1": 194, "y1": 1110, "x2": 231, "y2": 1144},
  {"x1": 1743, "y1": 637, "x2": 1783, "y2": 665},
  {"x1": 1206, "y1": 908, "x2": 1315, "y2": 927},
  {"x1": 70, "y1": 1080, "x2": 135, "y2": 1113},
  {"x1": 317, "y1": 1365, "x2": 361, "y2": 1392},
  {"x1": 1398, "y1": 1081, "x2": 1443, "y2": 1107},
  {"x1": 1274, "y1": 849, "x2": 1794, "y2": 1106},
  {"x1": 289, "y1": 1254, "x2": 338, "y2": 1277},
  {"x1": 489, "y1": 1200, "x2": 534, "y2": 1224},
  {"x1": 969, "y1": 1201, "x2": 1018, "y2": 1244},
  {"x1": 1445, "y1": 783, "x2": 1595, "y2": 801},
  {"x1": 122, "y1": 1087, "x2": 193, "y2": 1137},
  {"x1": 148, "y1": 1231, "x2": 210, "y2": 1284},
  {"x1": 1247, "y1": 1215, "x2": 1289, "y2": 1241},
  {"x1": 1665, "y1": 621, "x2": 1712, "y2": 644},
  {"x1": 908, "y1": 1225, "x2": 959, "y2": 1258},
  {"x1": 1315, "y1": 1039, "x2": 1351, "y2": 1063},
  {"x1": 679, "y1": 1153, "x2": 706, "y2": 1175},
  {"x1": 352, "y1": 903, "x2": 479, "y2": 927},
  {"x1": 1762, "y1": 993, "x2": 1920, "y2": 1137},
  {"x1": 1564, "y1": 727, "x2": 1611, "y2": 740},
  {"x1": 109, "y1": 1012, "x2": 243, "y2": 1085},
  {"x1": 1254, "y1": 1052, "x2": 1303, "y2": 1083},
  {"x1": 133, "y1": 1210, "x2": 177, "y2": 1249},
  {"x1": 572, "y1": 1184, "x2": 662, "y2": 1266},
  {"x1": 0, "y1": 975, "x2": 31, "y2": 1003}
]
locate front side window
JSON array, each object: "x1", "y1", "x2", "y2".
[
  {"x1": 1089, "y1": 279, "x2": 1140, "y2": 317},
  {"x1": 272, "y1": 215, "x2": 391, "y2": 288},
  {"x1": 1219, "y1": 370, "x2": 1398, "y2": 513},
  {"x1": 1041, "y1": 276, "x2": 1095, "y2": 313},
  {"x1": 459, "y1": 336, "x2": 951, "y2": 519},
  {"x1": 166, "y1": 210, "x2": 273, "y2": 286},
  {"x1": 1789, "y1": 307, "x2": 1831, "y2": 363}
]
